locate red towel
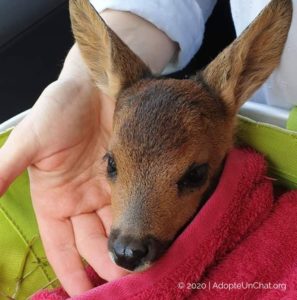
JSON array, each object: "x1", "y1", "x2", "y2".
[{"x1": 33, "y1": 148, "x2": 297, "y2": 300}]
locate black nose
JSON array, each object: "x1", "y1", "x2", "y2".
[{"x1": 112, "y1": 238, "x2": 149, "y2": 270}]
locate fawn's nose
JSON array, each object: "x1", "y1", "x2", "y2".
[{"x1": 111, "y1": 238, "x2": 149, "y2": 270}]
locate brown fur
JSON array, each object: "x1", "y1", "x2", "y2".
[
  {"x1": 202, "y1": 0, "x2": 292, "y2": 113},
  {"x1": 110, "y1": 78, "x2": 230, "y2": 239},
  {"x1": 70, "y1": 0, "x2": 292, "y2": 270},
  {"x1": 69, "y1": 0, "x2": 151, "y2": 98}
]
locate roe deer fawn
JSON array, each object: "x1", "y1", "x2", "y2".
[{"x1": 69, "y1": 0, "x2": 292, "y2": 272}]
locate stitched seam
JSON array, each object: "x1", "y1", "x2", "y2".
[
  {"x1": 270, "y1": 167, "x2": 297, "y2": 181},
  {"x1": 238, "y1": 116, "x2": 297, "y2": 139},
  {"x1": 0, "y1": 203, "x2": 52, "y2": 285}
]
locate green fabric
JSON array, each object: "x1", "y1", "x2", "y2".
[
  {"x1": 0, "y1": 130, "x2": 57, "y2": 300},
  {"x1": 0, "y1": 109, "x2": 297, "y2": 298},
  {"x1": 287, "y1": 107, "x2": 297, "y2": 131},
  {"x1": 237, "y1": 116, "x2": 297, "y2": 189}
]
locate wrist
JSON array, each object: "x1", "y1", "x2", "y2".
[
  {"x1": 59, "y1": 44, "x2": 94, "y2": 88},
  {"x1": 57, "y1": 44, "x2": 113, "y2": 103},
  {"x1": 100, "y1": 10, "x2": 178, "y2": 74}
]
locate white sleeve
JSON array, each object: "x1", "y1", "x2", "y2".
[{"x1": 90, "y1": 0, "x2": 217, "y2": 74}]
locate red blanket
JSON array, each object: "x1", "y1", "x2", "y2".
[{"x1": 33, "y1": 148, "x2": 297, "y2": 300}]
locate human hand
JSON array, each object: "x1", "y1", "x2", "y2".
[
  {"x1": 0, "y1": 76, "x2": 128, "y2": 296},
  {"x1": 0, "y1": 7, "x2": 178, "y2": 296}
]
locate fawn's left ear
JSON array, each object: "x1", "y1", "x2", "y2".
[
  {"x1": 201, "y1": 0, "x2": 292, "y2": 114},
  {"x1": 69, "y1": 0, "x2": 151, "y2": 98}
]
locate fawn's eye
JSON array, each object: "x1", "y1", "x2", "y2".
[
  {"x1": 104, "y1": 153, "x2": 117, "y2": 179},
  {"x1": 177, "y1": 163, "x2": 208, "y2": 193}
]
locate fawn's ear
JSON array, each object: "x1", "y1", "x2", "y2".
[
  {"x1": 201, "y1": 0, "x2": 292, "y2": 114},
  {"x1": 69, "y1": 0, "x2": 151, "y2": 98}
]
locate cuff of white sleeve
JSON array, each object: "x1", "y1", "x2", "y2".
[{"x1": 90, "y1": 0, "x2": 205, "y2": 74}]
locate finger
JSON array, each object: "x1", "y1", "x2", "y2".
[
  {"x1": 0, "y1": 118, "x2": 37, "y2": 195},
  {"x1": 72, "y1": 213, "x2": 128, "y2": 281},
  {"x1": 96, "y1": 204, "x2": 113, "y2": 236},
  {"x1": 37, "y1": 216, "x2": 93, "y2": 296}
]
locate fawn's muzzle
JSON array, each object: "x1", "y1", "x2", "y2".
[{"x1": 108, "y1": 230, "x2": 169, "y2": 271}]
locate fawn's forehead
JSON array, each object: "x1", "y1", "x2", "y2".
[{"x1": 112, "y1": 78, "x2": 226, "y2": 158}]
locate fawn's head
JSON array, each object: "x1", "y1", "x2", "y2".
[{"x1": 70, "y1": 0, "x2": 292, "y2": 271}]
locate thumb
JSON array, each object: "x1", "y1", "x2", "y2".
[{"x1": 0, "y1": 118, "x2": 38, "y2": 196}]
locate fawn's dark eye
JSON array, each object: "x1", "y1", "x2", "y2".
[
  {"x1": 177, "y1": 163, "x2": 209, "y2": 193},
  {"x1": 104, "y1": 153, "x2": 117, "y2": 179}
]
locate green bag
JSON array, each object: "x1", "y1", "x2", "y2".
[
  {"x1": 0, "y1": 130, "x2": 57, "y2": 300},
  {"x1": 237, "y1": 108, "x2": 297, "y2": 189},
  {"x1": 0, "y1": 108, "x2": 296, "y2": 299}
]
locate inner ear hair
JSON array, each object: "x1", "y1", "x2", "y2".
[
  {"x1": 200, "y1": 0, "x2": 292, "y2": 114},
  {"x1": 69, "y1": 0, "x2": 151, "y2": 98}
]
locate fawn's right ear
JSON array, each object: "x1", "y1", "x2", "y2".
[
  {"x1": 201, "y1": 0, "x2": 292, "y2": 115},
  {"x1": 69, "y1": 0, "x2": 151, "y2": 98}
]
